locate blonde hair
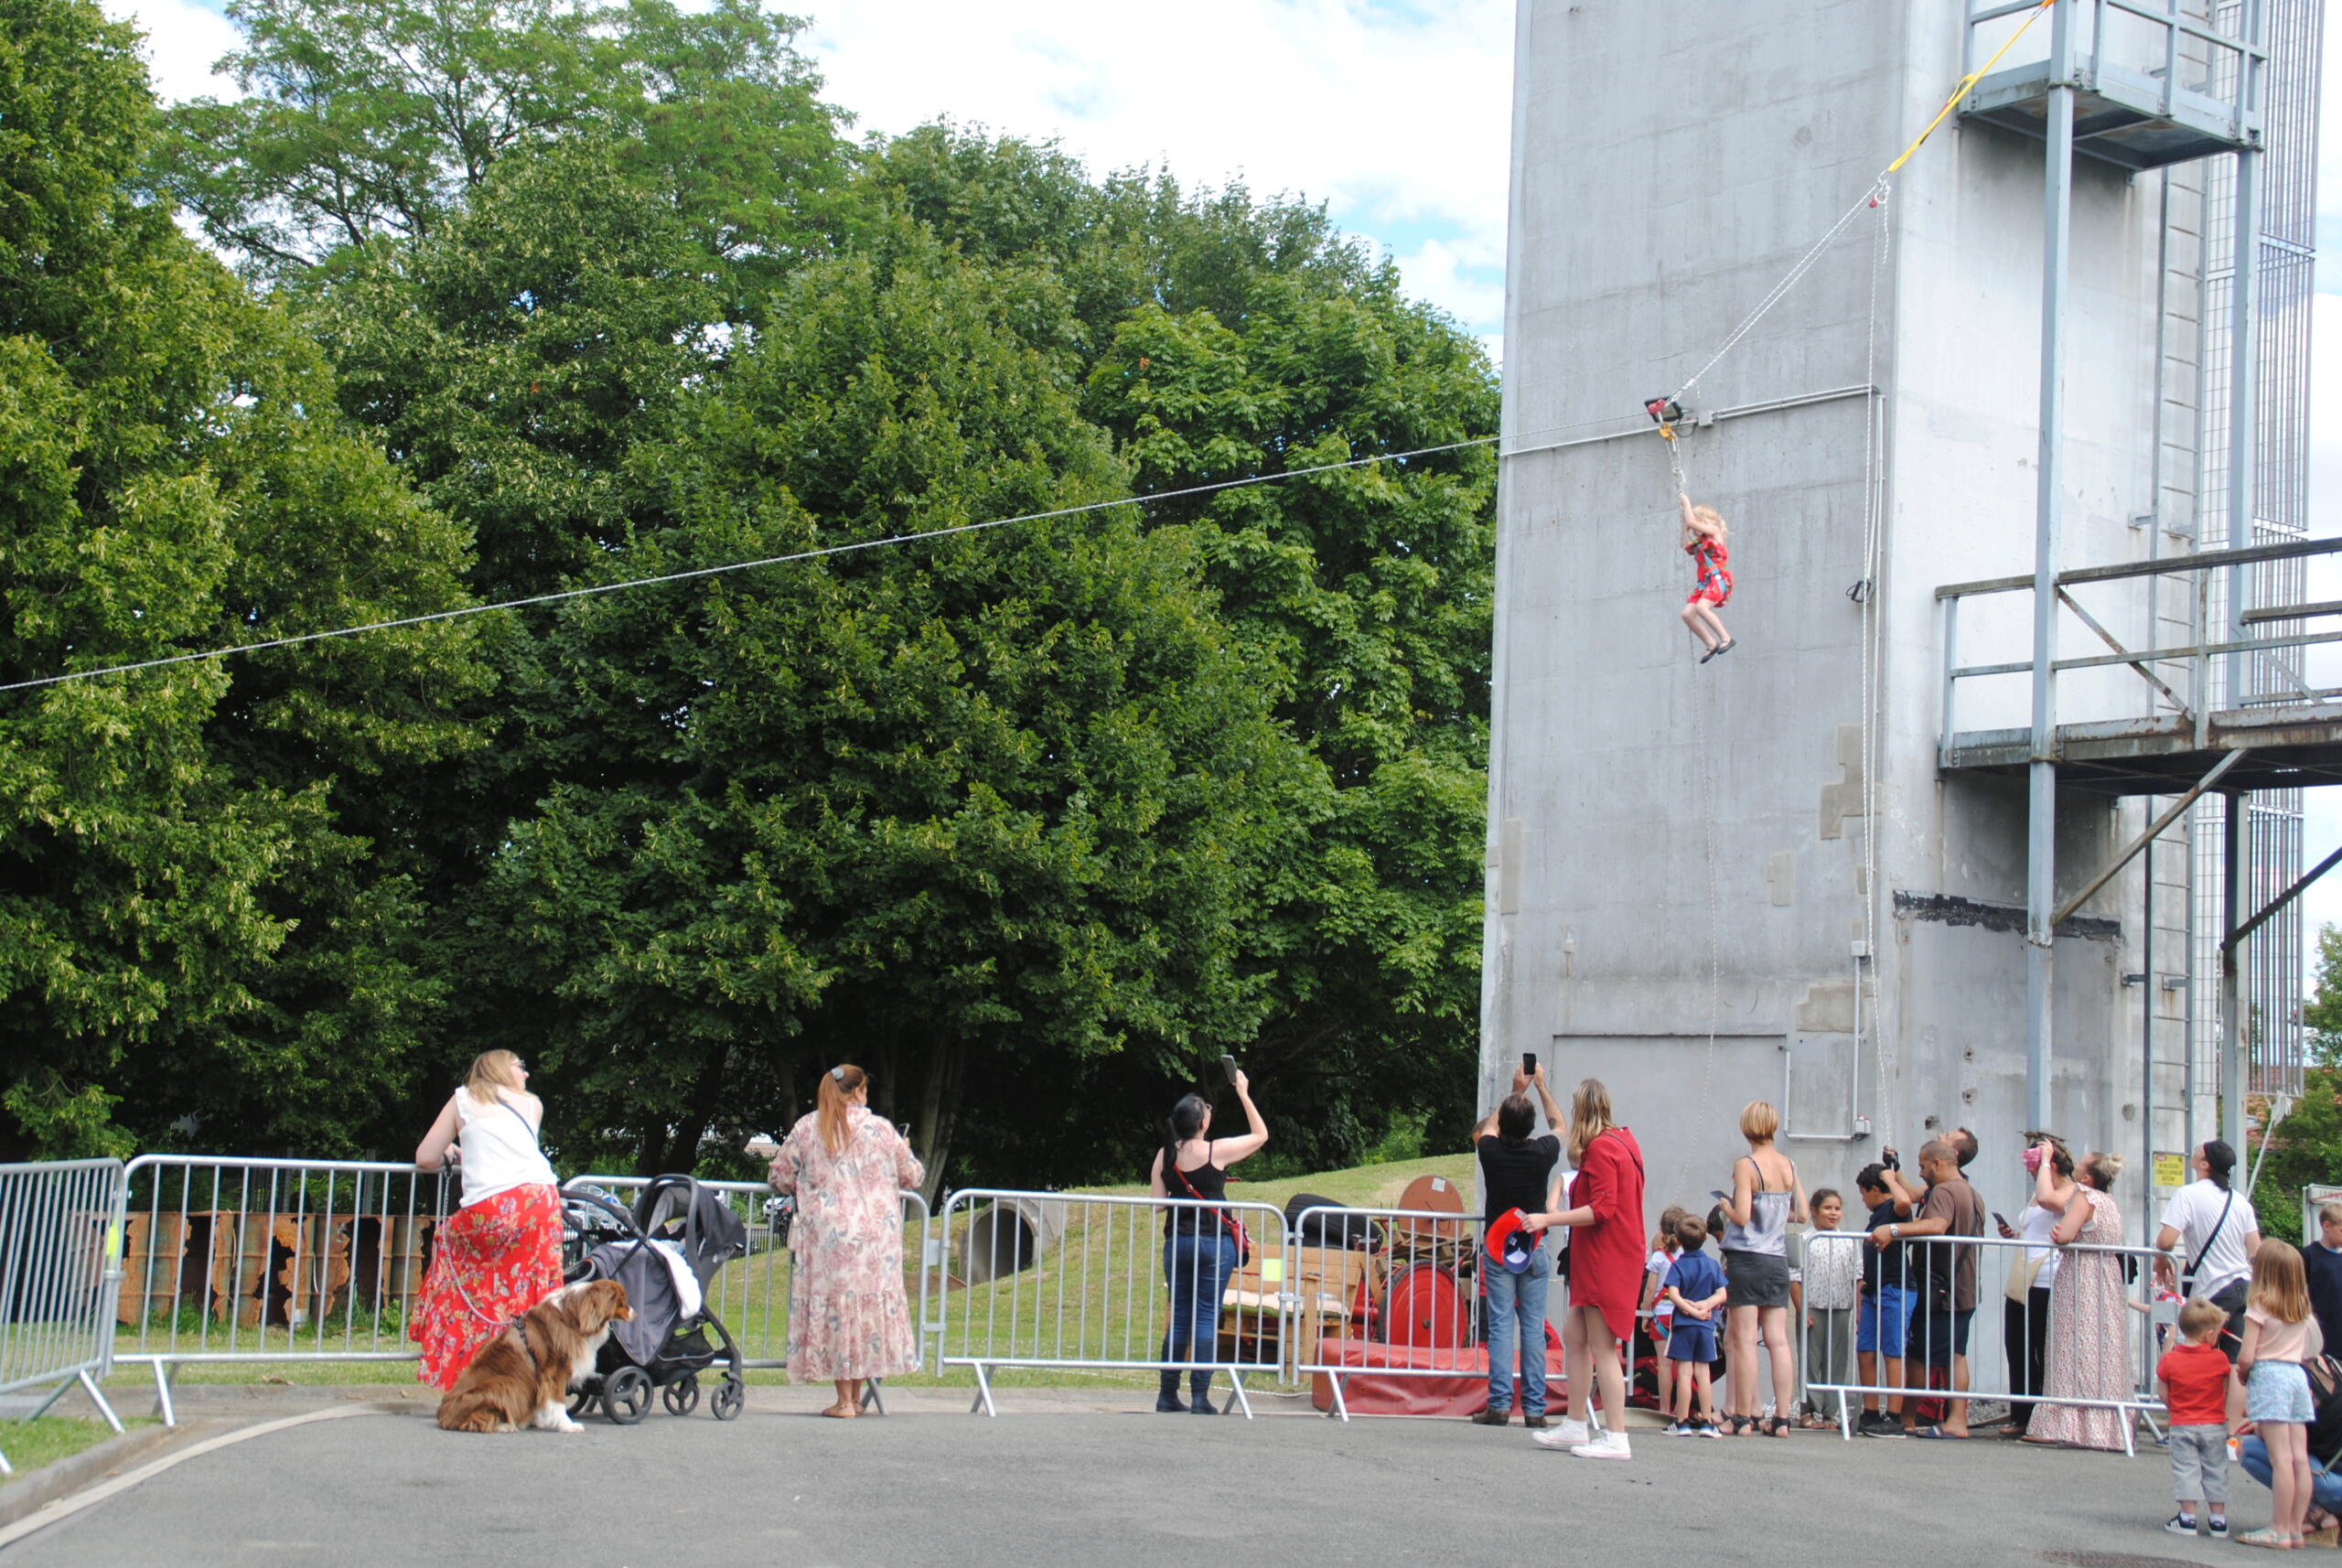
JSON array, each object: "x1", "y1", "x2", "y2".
[
  {"x1": 817, "y1": 1064, "x2": 868, "y2": 1157},
  {"x1": 1568, "y1": 1079, "x2": 1617, "y2": 1164},
  {"x1": 2078, "y1": 1151, "x2": 2124, "y2": 1192},
  {"x1": 1739, "y1": 1101, "x2": 1780, "y2": 1144},
  {"x1": 464, "y1": 1050, "x2": 525, "y2": 1104},
  {"x1": 1691, "y1": 504, "x2": 1727, "y2": 539},
  {"x1": 2177, "y1": 1296, "x2": 2229, "y2": 1342},
  {"x1": 2250, "y1": 1237, "x2": 2310, "y2": 1326},
  {"x1": 2320, "y1": 1201, "x2": 2342, "y2": 1230}
]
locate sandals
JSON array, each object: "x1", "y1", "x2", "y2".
[
  {"x1": 2234, "y1": 1527, "x2": 2302, "y2": 1549},
  {"x1": 1764, "y1": 1415, "x2": 1791, "y2": 1438}
]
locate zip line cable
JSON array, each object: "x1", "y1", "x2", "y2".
[{"x1": 0, "y1": 436, "x2": 1500, "y2": 695}]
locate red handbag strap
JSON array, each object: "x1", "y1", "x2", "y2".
[{"x1": 1168, "y1": 1153, "x2": 1245, "y2": 1249}]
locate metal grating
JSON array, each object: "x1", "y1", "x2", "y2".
[{"x1": 2190, "y1": 0, "x2": 2320, "y2": 1103}]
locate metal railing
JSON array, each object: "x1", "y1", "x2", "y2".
[
  {"x1": 110, "y1": 1155, "x2": 458, "y2": 1424},
  {"x1": 931, "y1": 1190, "x2": 1288, "y2": 1417},
  {"x1": 1963, "y1": 0, "x2": 2267, "y2": 140},
  {"x1": 1802, "y1": 1230, "x2": 2175, "y2": 1454},
  {"x1": 1937, "y1": 534, "x2": 2342, "y2": 755},
  {"x1": 565, "y1": 1175, "x2": 932, "y2": 1387},
  {"x1": 0, "y1": 1159, "x2": 125, "y2": 1473},
  {"x1": 1289, "y1": 1203, "x2": 1490, "y2": 1423}
]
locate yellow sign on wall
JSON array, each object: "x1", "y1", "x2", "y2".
[{"x1": 2154, "y1": 1151, "x2": 2187, "y2": 1190}]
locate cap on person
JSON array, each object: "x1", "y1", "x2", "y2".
[{"x1": 1488, "y1": 1208, "x2": 1535, "y2": 1273}]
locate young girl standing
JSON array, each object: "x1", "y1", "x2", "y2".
[
  {"x1": 2238, "y1": 1240, "x2": 2319, "y2": 1548},
  {"x1": 1678, "y1": 491, "x2": 1735, "y2": 663}
]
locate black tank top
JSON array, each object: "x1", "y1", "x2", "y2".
[{"x1": 1164, "y1": 1143, "x2": 1228, "y2": 1235}]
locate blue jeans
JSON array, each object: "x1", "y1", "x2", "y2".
[
  {"x1": 1164, "y1": 1230, "x2": 1237, "y2": 1396},
  {"x1": 2239, "y1": 1436, "x2": 2342, "y2": 1515},
  {"x1": 1484, "y1": 1241, "x2": 1553, "y2": 1415}
]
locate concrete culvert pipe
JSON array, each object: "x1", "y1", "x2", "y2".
[{"x1": 960, "y1": 1197, "x2": 1067, "y2": 1284}]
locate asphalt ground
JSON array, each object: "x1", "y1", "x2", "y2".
[{"x1": 0, "y1": 1387, "x2": 2272, "y2": 1568}]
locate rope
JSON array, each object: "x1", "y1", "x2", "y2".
[
  {"x1": 1856, "y1": 188, "x2": 1895, "y2": 1145},
  {"x1": 0, "y1": 436, "x2": 1498, "y2": 695},
  {"x1": 1664, "y1": 0, "x2": 2056, "y2": 411}
]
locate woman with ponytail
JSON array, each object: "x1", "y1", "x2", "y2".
[
  {"x1": 766, "y1": 1065, "x2": 926, "y2": 1417},
  {"x1": 1148, "y1": 1067, "x2": 1269, "y2": 1413}
]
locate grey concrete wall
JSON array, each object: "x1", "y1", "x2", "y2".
[{"x1": 1487, "y1": 0, "x2": 2200, "y2": 1228}]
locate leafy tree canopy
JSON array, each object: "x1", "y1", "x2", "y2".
[{"x1": 0, "y1": 0, "x2": 486, "y2": 1158}]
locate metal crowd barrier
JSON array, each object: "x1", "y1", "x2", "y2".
[
  {"x1": 565, "y1": 1175, "x2": 933, "y2": 1408},
  {"x1": 110, "y1": 1155, "x2": 458, "y2": 1424},
  {"x1": 1289, "y1": 1202, "x2": 1489, "y2": 1422},
  {"x1": 1803, "y1": 1230, "x2": 2173, "y2": 1455},
  {"x1": 0, "y1": 1159, "x2": 126, "y2": 1472},
  {"x1": 931, "y1": 1189, "x2": 1287, "y2": 1417}
]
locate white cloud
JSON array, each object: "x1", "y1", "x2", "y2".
[
  {"x1": 803, "y1": 0, "x2": 1514, "y2": 328},
  {"x1": 102, "y1": 0, "x2": 240, "y2": 103}
]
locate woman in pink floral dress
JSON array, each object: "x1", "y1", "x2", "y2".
[
  {"x1": 767, "y1": 1065, "x2": 926, "y2": 1417},
  {"x1": 2025, "y1": 1146, "x2": 2133, "y2": 1452}
]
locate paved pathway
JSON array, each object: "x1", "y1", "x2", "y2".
[{"x1": 0, "y1": 1389, "x2": 2258, "y2": 1567}]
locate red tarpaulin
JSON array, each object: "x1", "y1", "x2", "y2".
[{"x1": 1308, "y1": 1337, "x2": 1573, "y2": 1418}]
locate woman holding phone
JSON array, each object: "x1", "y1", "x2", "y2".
[{"x1": 1149, "y1": 1067, "x2": 1269, "y2": 1413}]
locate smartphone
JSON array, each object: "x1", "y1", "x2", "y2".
[
  {"x1": 1992, "y1": 1210, "x2": 2011, "y2": 1230},
  {"x1": 1219, "y1": 1053, "x2": 1239, "y2": 1085},
  {"x1": 1709, "y1": 1189, "x2": 1730, "y2": 1204},
  {"x1": 1522, "y1": 1052, "x2": 1538, "y2": 1075}
]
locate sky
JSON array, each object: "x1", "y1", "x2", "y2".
[{"x1": 89, "y1": 0, "x2": 2342, "y2": 981}]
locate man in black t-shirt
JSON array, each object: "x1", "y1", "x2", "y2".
[{"x1": 1469, "y1": 1067, "x2": 1564, "y2": 1427}]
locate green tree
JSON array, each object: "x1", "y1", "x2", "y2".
[
  {"x1": 0, "y1": 0, "x2": 485, "y2": 1158},
  {"x1": 463, "y1": 237, "x2": 1300, "y2": 1188},
  {"x1": 2252, "y1": 922, "x2": 2342, "y2": 1241},
  {"x1": 865, "y1": 129, "x2": 1499, "y2": 1171},
  {"x1": 154, "y1": 0, "x2": 848, "y2": 285}
]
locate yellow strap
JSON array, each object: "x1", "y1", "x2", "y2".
[{"x1": 1885, "y1": 0, "x2": 2057, "y2": 176}]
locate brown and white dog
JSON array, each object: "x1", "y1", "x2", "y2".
[{"x1": 435, "y1": 1279, "x2": 633, "y2": 1434}]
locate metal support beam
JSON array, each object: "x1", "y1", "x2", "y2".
[
  {"x1": 2025, "y1": 0, "x2": 2074, "y2": 1136},
  {"x1": 2050, "y1": 750, "x2": 2246, "y2": 928},
  {"x1": 2223, "y1": 840, "x2": 2342, "y2": 956},
  {"x1": 2221, "y1": 797, "x2": 2247, "y2": 1155},
  {"x1": 2216, "y1": 0, "x2": 2263, "y2": 1160}
]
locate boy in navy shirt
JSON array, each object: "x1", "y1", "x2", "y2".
[{"x1": 1662, "y1": 1215, "x2": 1727, "y2": 1436}]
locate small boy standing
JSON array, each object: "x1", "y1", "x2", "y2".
[
  {"x1": 1662, "y1": 1215, "x2": 1727, "y2": 1436},
  {"x1": 2158, "y1": 1296, "x2": 2238, "y2": 1539}
]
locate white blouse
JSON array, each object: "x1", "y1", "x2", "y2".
[{"x1": 455, "y1": 1086, "x2": 558, "y2": 1207}]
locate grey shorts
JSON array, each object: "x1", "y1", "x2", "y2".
[
  {"x1": 1722, "y1": 1249, "x2": 1791, "y2": 1309},
  {"x1": 2167, "y1": 1423, "x2": 2229, "y2": 1504}
]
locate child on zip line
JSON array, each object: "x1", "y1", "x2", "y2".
[{"x1": 1678, "y1": 491, "x2": 1735, "y2": 664}]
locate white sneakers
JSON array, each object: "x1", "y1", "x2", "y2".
[
  {"x1": 1572, "y1": 1430, "x2": 1632, "y2": 1460},
  {"x1": 1530, "y1": 1416, "x2": 1590, "y2": 1450},
  {"x1": 1531, "y1": 1417, "x2": 1632, "y2": 1460}
]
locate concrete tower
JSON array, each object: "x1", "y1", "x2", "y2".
[{"x1": 1484, "y1": 0, "x2": 2321, "y2": 1228}]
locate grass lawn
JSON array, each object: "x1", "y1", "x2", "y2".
[
  {"x1": 98, "y1": 1150, "x2": 1478, "y2": 1391},
  {"x1": 0, "y1": 1416, "x2": 153, "y2": 1482}
]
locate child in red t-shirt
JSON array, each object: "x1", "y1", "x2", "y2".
[{"x1": 2157, "y1": 1296, "x2": 2240, "y2": 1539}]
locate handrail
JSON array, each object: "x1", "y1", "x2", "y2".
[{"x1": 1938, "y1": 534, "x2": 2342, "y2": 600}]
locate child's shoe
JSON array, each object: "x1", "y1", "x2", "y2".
[
  {"x1": 2164, "y1": 1514, "x2": 2197, "y2": 1536},
  {"x1": 1696, "y1": 1421, "x2": 1723, "y2": 1438},
  {"x1": 2208, "y1": 1517, "x2": 2230, "y2": 1540}
]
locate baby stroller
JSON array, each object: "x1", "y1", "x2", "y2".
[{"x1": 561, "y1": 1176, "x2": 749, "y2": 1424}]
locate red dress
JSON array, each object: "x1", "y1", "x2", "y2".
[
  {"x1": 1570, "y1": 1127, "x2": 1648, "y2": 1344},
  {"x1": 1685, "y1": 537, "x2": 1732, "y2": 606}
]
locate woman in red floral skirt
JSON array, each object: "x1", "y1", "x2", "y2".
[{"x1": 410, "y1": 1050, "x2": 564, "y2": 1390}]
